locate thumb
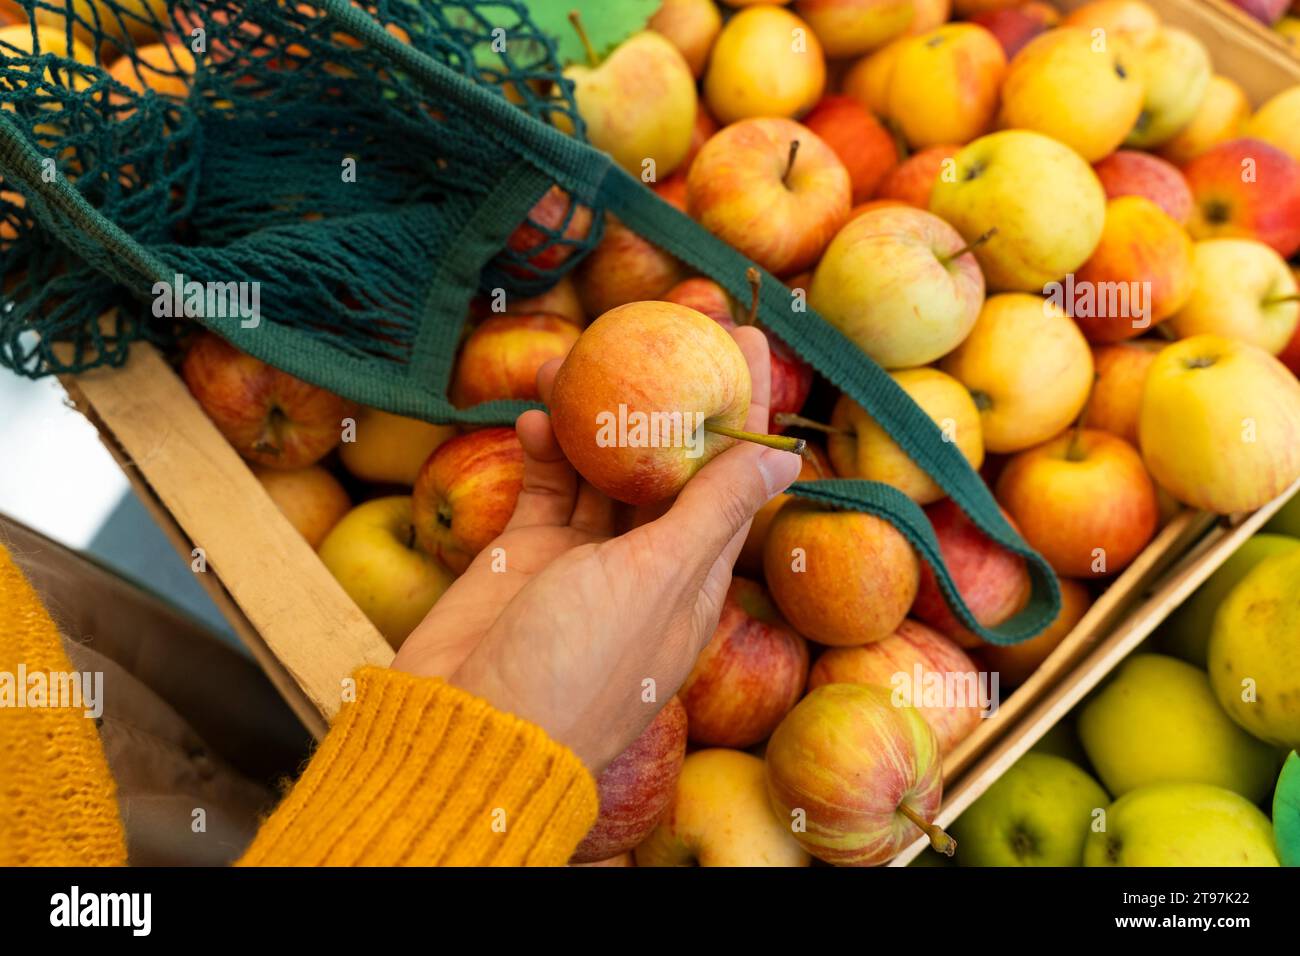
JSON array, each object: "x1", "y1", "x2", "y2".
[{"x1": 642, "y1": 441, "x2": 803, "y2": 568}]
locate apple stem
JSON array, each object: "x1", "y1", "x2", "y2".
[
  {"x1": 1154, "y1": 322, "x2": 1177, "y2": 341},
  {"x1": 939, "y1": 228, "x2": 997, "y2": 266},
  {"x1": 744, "y1": 267, "x2": 761, "y2": 327},
  {"x1": 703, "y1": 421, "x2": 805, "y2": 454},
  {"x1": 772, "y1": 412, "x2": 844, "y2": 436},
  {"x1": 897, "y1": 802, "x2": 956, "y2": 857},
  {"x1": 1263, "y1": 293, "x2": 1300, "y2": 307},
  {"x1": 1066, "y1": 372, "x2": 1099, "y2": 463},
  {"x1": 568, "y1": 9, "x2": 600, "y2": 67},
  {"x1": 783, "y1": 139, "x2": 800, "y2": 185}
]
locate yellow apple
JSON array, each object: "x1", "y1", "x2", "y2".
[
  {"x1": 1139, "y1": 334, "x2": 1300, "y2": 513},
  {"x1": 36, "y1": 0, "x2": 167, "y2": 47},
  {"x1": 317, "y1": 496, "x2": 455, "y2": 650},
  {"x1": 704, "y1": 5, "x2": 825, "y2": 124},
  {"x1": 557, "y1": 31, "x2": 697, "y2": 178},
  {"x1": 828, "y1": 369, "x2": 984, "y2": 503},
  {"x1": 648, "y1": 0, "x2": 722, "y2": 78},
  {"x1": 930, "y1": 130, "x2": 1106, "y2": 292},
  {"x1": 940, "y1": 293, "x2": 1094, "y2": 453},
  {"x1": 1125, "y1": 27, "x2": 1211, "y2": 149},
  {"x1": 252, "y1": 464, "x2": 351, "y2": 549},
  {"x1": 794, "y1": 0, "x2": 914, "y2": 58},
  {"x1": 1061, "y1": 0, "x2": 1161, "y2": 43},
  {"x1": 841, "y1": 36, "x2": 905, "y2": 116},
  {"x1": 884, "y1": 24, "x2": 1006, "y2": 149},
  {"x1": 907, "y1": 0, "x2": 952, "y2": 34},
  {"x1": 338, "y1": 407, "x2": 457, "y2": 486},
  {"x1": 634, "y1": 749, "x2": 810, "y2": 867},
  {"x1": 999, "y1": 27, "x2": 1144, "y2": 163},
  {"x1": 1169, "y1": 239, "x2": 1299, "y2": 355},
  {"x1": 1246, "y1": 85, "x2": 1300, "y2": 163},
  {"x1": 1158, "y1": 74, "x2": 1251, "y2": 166}
]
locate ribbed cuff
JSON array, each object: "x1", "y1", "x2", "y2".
[{"x1": 238, "y1": 667, "x2": 598, "y2": 867}]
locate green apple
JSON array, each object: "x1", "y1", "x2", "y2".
[
  {"x1": 929, "y1": 129, "x2": 1106, "y2": 292},
  {"x1": 1208, "y1": 548, "x2": 1300, "y2": 750},
  {"x1": 1275, "y1": 752, "x2": 1300, "y2": 867},
  {"x1": 1263, "y1": 491, "x2": 1300, "y2": 538},
  {"x1": 950, "y1": 753, "x2": 1108, "y2": 867},
  {"x1": 1085, "y1": 783, "x2": 1279, "y2": 866},
  {"x1": 1078, "y1": 654, "x2": 1279, "y2": 803},
  {"x1": 1124, "y1": 27, "x2": 1212, "y2": 149},
  {"x1": 1160, "y1": 533, "x2": 1300, "y2": 667}
]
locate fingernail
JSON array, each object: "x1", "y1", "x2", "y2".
[{"x1": 757, "y1": 448, "x2": 803, "y2": 498}]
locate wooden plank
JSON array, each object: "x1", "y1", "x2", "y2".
[
  {"x1": 55, "y1": 341, "x2": 394, "y2": 732},
  {"x1": 892, "y1": 477, "x2": 1300, "y2": 866},
  {"x1": 940, "y1": 507, "x2": 1214, "y2": 782}
]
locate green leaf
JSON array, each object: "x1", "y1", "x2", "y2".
[
  {"x1": 525, "y1": 0, "x2": 663, "y2": 67},
  {"x1": 1276, "y1": 751, "x2": 1300, "y2": 867}
]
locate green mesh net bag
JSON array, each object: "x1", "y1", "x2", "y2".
[{"x1": 0, "y1": 0, "x2": 1060, "y2": 644}]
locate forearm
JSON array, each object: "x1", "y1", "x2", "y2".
[{"x1": 237, "y1": 668, "x2": 597, "y2": 866}]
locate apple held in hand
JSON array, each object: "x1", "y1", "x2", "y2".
[
  {"x1": 338, "y1": 407, "x2": 456, "y2": 486},
  {"x1": 1083, "y1": 340, "x2": 1165, "y2": 447},
  {"x1": 940, "y1": 293, "x2": 1095, "y2": 453},
  {"x1": 1183, "y1": 138, "x2": 1300, "y2": 258},
  {"x1": 555, "y1": 25, "x2": 697, "y2": 179},
  {"x1": 635, "y1": 749, "x2": 810, "y2": 867},
  {"x1": 549, "y1": 301, "x2": 797, "y2": 506},
  {"x1": 950, "y1": 752, "x2": 1108, "y2": 866},
  {"x1": 808, "y1": 619, "x2": 986, "y2": 755},
  {"x1": 1070, "y1": 197, "x2": 1195, "y2": 344},
  {"x1": 660, "y1": 276, "x2": 814, "y2": 425},
  {"x1": 704, "y1": 5, "x2": 825, "y2": 124},
  {"x1": 809, "y1": 206, "x2": 985, "y2": 369},
  {"x1": 764, "y1": 499, "x2": 919, "y2": 647},
  {"x1": 801, "y1": 95, "x2": 899, "y2": 205},
  {"x1": 411, "y1": 427, "x2": 524, "y2": 574},
  {"x1": 1093, "y1": 150, "x2": 1194, "y2": 225},
  {"x1": 999, "y1": 27, "x2": 1144, "y2": 163},
  {"x1": 996, "y1": 429, "x2": 1159, "y2": 579},
  {"x1": 450, "y1": 312, "x2": 580, "y2": 408},
  {"x1": 826, "y1": 368, "x2": 984, "y2": 505},
  {"x1": 318, "y1": 496, "x2": 455, "y2": 650},
  {"x1": 1085, "y1": 783, "x2": 1280, "y2": 866},
  {"x1": 910, "y1": 498, "x2": 1032, "y2": 648},
  {"x1": 766, "y1": 683, "x2": 952, "y2": 866},
  {"x1": 688, "y1": 117, "x2": 850, "y2": 277},
  {"x1": 1139, "y1": 334, "x2": 1300, "y2": 513},
  {"x1": 930, "y1": 130, "x2": 1106, "y2": 292},
  {"x1": 1168, "y1": 239, "x2": 1299, "y2": 355},
  {"x1": 182, "y1": 332, "x2": 356, "y2": 469},
  {"x1": 1159, "y1": 74, "x2": 1252, "y2": 166},
  {"x1": 571, "y1": 697, "x2": 688, "y2": 864},
  {"x1": 679, "y1": 578, "x2": 809, "y2": 748},
  {"x1": 252, "y1": 464, "x2": 351, "y2": 549},
  {"x1": 883, "y1": 24, "x2": 1006, "y2": 150}
]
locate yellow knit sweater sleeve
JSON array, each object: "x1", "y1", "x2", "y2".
[
  {"x1": 0, "y1": 541, "x2": 598, "y2": 867},
  {"x1": 238, "y1": 667, "x2": 599, "y2": 867}
]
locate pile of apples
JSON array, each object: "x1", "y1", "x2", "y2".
[
  {"x1": 161, "y1": 0, "x2": 1300, "y2": 867},
  {"x1": 949, "y1": 491, "x2": 1300, "y2": 867}
]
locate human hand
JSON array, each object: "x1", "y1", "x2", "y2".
[{"x1": 391, "y1": 326, "x2": 803, "y2": 772}]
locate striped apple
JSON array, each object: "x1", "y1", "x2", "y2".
[{"x1": 765, "y1": 683, "x2": 951, "y2": 866}]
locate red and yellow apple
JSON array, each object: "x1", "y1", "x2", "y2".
[
  {"x1": 841, "y1": 35, "x2": 905, "y2": 116},
  {"x1": 827, "y1": 368, "x2": 984, "y2": 504},
  {"x1": 704, "y1": 5, "x2": 826, "y2": 124},
  {"x1": 678, "y1": 578, "x2": 809, "y2": 748},
  {"x1": 571, "y1": 696, "x2": 688, "y2": 864},
  {"x1": 1061, "y1": 0, "x2": 1161, "y2": 42},
  {"x1": 940, "y1": 293, "x2": 1095, "y2": 453},
  {"x1": 910, "y1": 498, "x2": 1032, "y2": 648},
  {"x1": 793, "y1": 0, "x2": 914, "y2": 58},
  {"x1": 503, "y1": 185, "x2": 593, "y2": 282},
  {"x1": 1182, "y1": 138, "x2": 1300, "y2": 258},
  {"x1": 737, "y1": 444, "x2": 831, "y2": 576},
  {"x1": 252, "y1": 464, "x2": 351, "y2": 549},
  {"x1": 1093, "y1": 150, "x2": 1194, "y2": 225},
  {"x1": 764, "y1": 499, "x2": 919, "y2": 647},
  {"x1": 1169, "y1": 238, "x2": 1300, "y2": 354},
  {"x1": 1139, "y1": 334, "x2": 1300, "y2": 513},
  {"x1": 450, "y1": 312, "x2": 580, "y2": 407},
  {"x1": 801, "y1": 94, "x2": 898, "y2": 205},
  {"x1": 765, "y1": 683, "x2": 949, "y2": 866},
  {"x1": 969, "y1": 1, "x2": 1059, "y2": 59},
  {"x1": 808, "y1": 619, "x2": 985, "y2": 754},
  {"x1": 648, "y1": 0, "x2": 723, "y2": 78},
  {"x1": 1083, "y1": 340, "x2": 1166, "y2": 447},
  {"x1": 182, "y1": 332, "x2": 357, "y2": 469},
  {"x1": 411, "y1": 427, "x2": 524, "y2": 574},
  {"x1": 996, "y1": 429, "x2": 1159, "y2": 578},
  {"x1": 1159, "y1": 74, "x2": 1250, "y2": 166},
  {"x1": 688, "y1": 117, "x2": 850, "y2": 277},
  {"x1": 978, "y1": 577, "x2": 1093, "y2": 687},
  {"x1": 883, "y1": 24, "x2": 1006, "y2": 149},
  {"x1": 876, "y1": 143, "x2": 959, "y2": 208}
]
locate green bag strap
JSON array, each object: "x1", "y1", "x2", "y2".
[{"x1": 594, "y1": 169, "x2": 1061, "y2": 646}]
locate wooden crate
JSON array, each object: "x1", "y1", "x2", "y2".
[
  {"x1": 1193, "y1": 0, "x2": 1300, "y2": 66},
  {"x1": 45, "y1": 0, "x2": 1300, "y2": 863}
]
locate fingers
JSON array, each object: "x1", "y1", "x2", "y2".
[
  {"x1": 730, "y1": 325, "x2": 772, "y2": 434},
  {"x1": 536, "y1": 357, "x2": 562, "y2": 407},
  {"x1": 639, "y1": 439, "x2": 802, "y2": 574},
  {"x1": 505, "y1": 409, "x2": 577, "y2": 529},
  {"x1": 570, "y1": 479, "x2": 616, "y2": 536}
]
